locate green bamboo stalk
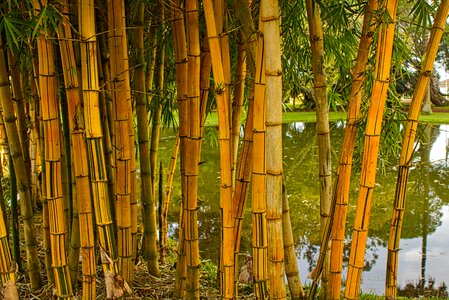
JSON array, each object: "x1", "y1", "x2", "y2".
[{"x1": 0, "y1": 36, "x2": 42, "y2": 291}]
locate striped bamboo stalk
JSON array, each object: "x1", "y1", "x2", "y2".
[
  {"x1": 185, "y1": 1, "x2": 201, "y2": 298},
  {"x1": 344, "y1": 1, "x2": 399, "y2": 298},
  {"x1": 108, "y1": 0, "x2": 133, "y2": 281},
  {"x1": 171, "y1": 0, "x2": 188, "y2": 297},
  {"x1": 305, "y1": 0, "x2": 332, "y2": 295},
  {"x1": 0, "y1": 36, "x2": 42, "y2": 291},
  {"x1": 261, "y1": 1, "x2": 286, "y2": 298},
  {"x1": 79, "y1": 0, "x2": 125, "y2": 298},
  {"x1": 203, "y1": 1, "x2": 234, "y2": 298},
  {"x1": 33, "y1": 1, "x2": 74, "y2": 294},
  {"x1": 57, "y1": 1, "x2": 97, "y2": 296},
  {"x1": 385, "y1": 1, "x2": 449, "y2": 298}
]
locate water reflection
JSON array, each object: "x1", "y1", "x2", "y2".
[{"x1": 159, "y1": 122, "x2": 449, "y2": 295}]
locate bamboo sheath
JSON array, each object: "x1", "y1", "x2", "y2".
[
  {"x1": 185, "y1": 1, "x2": 201, "y2": 298},
  {"x1": 79, "y1": 1, "x2": 122, "y2": 298},
  {"x1": 171, "y1": 0, "x2": 188, "y2": 297},
  {"x1": 261, "y1": 1, "x2": 286, "y2": 298},
  {"x1": 0, "y1": 44, "x2": 18, "y2": 300},
  {"x1": 344, "y1": 1, "x2": 398, "y2": 299},
  {"x1": 57, "y1": 1, "x2": 96, "y2": 297},
  {"x1": 203, "y1": 1, "x2": 235, "y2": 298},
  {"x1": 108, "y1": 0, "x2": 133, "y2": 282},
  {"x1": 251, "y1": 13, "x2": 269, "y2": 299},
  {"x1": 32, "y1": 0, "x2": 73, "y2": 296},
  {"x1": 385, "y1": 1, "x2": 449, "y2": 298}
]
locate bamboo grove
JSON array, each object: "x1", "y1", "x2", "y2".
[{"x1": 0, "y1": 0, "x2": 448, "y2": 299}]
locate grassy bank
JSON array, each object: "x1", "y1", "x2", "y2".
[{"x1": 203, "y1": 110, "x2": 449, "y2": 126}]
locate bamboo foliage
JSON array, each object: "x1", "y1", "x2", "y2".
[
  {"x1": 385, "y1": 1, "x2": 449, "y2": 298},
  {"x1": 57, "y1": 0, "x2": 96, "y2": 297},
  {"x1": 32, "y1": 1, "x2": 74, "y2": 297},
  {"x1": 203, "y1": 1, "x2": 234, "y2": 298},
  {"x1": 344, "y1": 1, "x2": 399, "y2": 298},
  {"x1": 0, "y1": 36, "x2": 42, "y2": 291},
  {"x1": 79, "y1": 1, "x2": 124, "y2": 298}
]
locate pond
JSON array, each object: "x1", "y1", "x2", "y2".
[{"x1": 157, "y1": 121, "x2": 449, "y2": 295}]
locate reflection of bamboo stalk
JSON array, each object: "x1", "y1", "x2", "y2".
[
  {"x1": 345, "y1": 1, "x2": 399, "y2": 299},
  {"x1": 385, "y1": 3, "x2": 449, "y2": 297}
]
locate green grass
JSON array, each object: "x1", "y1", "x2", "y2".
[{"x1": 203, "y1": 110, "x2": 449, "y2": 126}]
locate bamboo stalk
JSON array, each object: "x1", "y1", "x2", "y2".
[
  {"x1": 108, "y1": 0, "x2": 133, "y2": 282},
  {"x1": 344, "y1": 1, "x2": 399, "y2": 298},
  {"x1": 171, "y1": 0, "x2": 188, "y2": 297},
  {"x1": 261, "y1": 1, "x2": 286, "y2": 298},
  {"x1": 282, "y1": 180, "x2": 304, "y2": 299},
  {"x1": 134, "y1": 0, "x2": 160, "y2": 277},
  {"x1": 58, "y1": 1, "x2": 96, "y2": 296},
  {"x1": 161, "y1": 134, "x2": 180, "y2": 262},
  {"x1": 0, "y1": 36, "x2": 42, "y2": 291},
  {"x1": 79, "y1": 0, "x2": 126, "y2": 298},
  {"x1": 385, "y1": 1, "x2": 449, "y2": 298},
  {"x1": 305, "y1": 1, "x2": 332, "y2": 296},
  {"x1": 250, "y1": 13, "x2": 268, "y2": 299},
  {"x1": 203, "y1": 1, "x2": 235, "y2": 298},
  {"x1": 184, "y1": 1, "x2": 201, "y2": 298}
]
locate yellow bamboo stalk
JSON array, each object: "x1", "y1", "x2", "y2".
[
  {"x1": 344, "y1": 1, "x2": 398, "y2": 299},
  {"x1": 108, "y1": 0, "x2": 133, "y2": 282},
  {"x1": 250, "y1": 13, "x2": 268, "y2": 299},
  {"x1": 185, "y1": 1, "x2": 201, "y2": 298},
  {"x1": 57, "y1": 1, "x2": 96, "y2": 297},
  {"x1": 161, "y1": 134, "x2": 180, "y2": 262},
  {"x1": 261, "y1": 1, "x2": 286, "y2": 298},
  {"x1": 385, "y1": 1, "x2": 449, "y2": 298},
  {"x1": 33, "y1": 1, "x2": 73, "y2": 297},
  {"x1": 171, "y1": 0, "x2": 188, "y2": 297},
  {"x1": 203, "y1": 1, "x2": 234, "y2": 298},
  {"x1": 79, "y1": 1, "x2": 126, "y2": 298}
]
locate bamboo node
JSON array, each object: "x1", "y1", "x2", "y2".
[
  {"x1": 261, "y1": 15, "x2": 280, "y2": 22},
  {"x1": 266, "y1": 170, "x2": 282, "y2": 176}
]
